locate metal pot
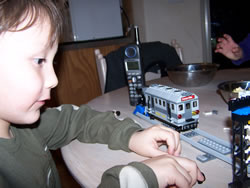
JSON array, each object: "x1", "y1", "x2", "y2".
[{"x1": 167, "y1": 63, "x2": 219, "y2": 87}]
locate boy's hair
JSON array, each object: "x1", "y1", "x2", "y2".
[{"x1": 0, "y1": 0, "x2": 64, "y2": 45}]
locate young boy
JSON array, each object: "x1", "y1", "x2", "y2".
[{"x1": 0, "y1": 0, "x2": 205, "y2": 187}]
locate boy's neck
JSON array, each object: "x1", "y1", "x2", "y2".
[{"x1": 0, "y1": 119, "x2": 12, "y2": 139}]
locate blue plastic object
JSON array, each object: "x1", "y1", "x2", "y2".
[
  {"x1": 133, "y1": 105, "x2": 149, "y2": 116},
  {"x1": 233, "y1": 106, "x2": 250, "y2": 116}
]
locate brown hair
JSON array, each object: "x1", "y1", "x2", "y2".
[{"x1": 0, "y1": 0, "x2": 64, "y2": 45}]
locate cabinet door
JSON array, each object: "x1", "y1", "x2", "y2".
[
  {"x1": 53, "y1": 44, "x2": 126, "y2": 106},
  {"x1": 54, "y1": 48, "x2": 101, "y2": 105}
]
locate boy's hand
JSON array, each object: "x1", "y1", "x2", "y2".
[
  {"x1": 142, "y1": 154, "x2": 205, "y2": 188},
  {"x1": 128, "y1": 125, "x2": 181, "y2": 157}
]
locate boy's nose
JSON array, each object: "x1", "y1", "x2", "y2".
[{"x1": 45, "y1": 64, "x2": 58, "y2": 89}]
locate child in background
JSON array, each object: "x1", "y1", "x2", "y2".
[{"x1": 0, "y1": 0, "x2": 205, "y2": 187}]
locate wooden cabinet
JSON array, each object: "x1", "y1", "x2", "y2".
[
  {"x1": 49, "y1": 41, "x2": 131, "y2": 107},
  {"x1": 54, "y1": 47, "x2": 100, "y2": 106}
]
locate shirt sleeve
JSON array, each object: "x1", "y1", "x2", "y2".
[
  {"x1": 119, "y1": 166, "x2": 148, "y2": 188},
  {"x1": 35, "y1": 104, "x2": 143, "y2": 151},
  {"x1": 98, "y1": 162, "x2": 158, "y2": 188},
  {"x1": 232, "y1": 33, "x2": 250, "y2": 65}
]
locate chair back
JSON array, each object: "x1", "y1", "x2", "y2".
[
  {"x1": 104, "y1": 41, "x2": 183, "y2": 93},
  {"x1": 94, "y1": 49, "x2": 107, "y2": 94}
]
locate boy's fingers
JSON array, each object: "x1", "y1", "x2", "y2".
[
  {"x1": 175, "y1": 157, "x2": 205, "y2": 185},
  {"x1": 162, "y1": 131, "x2": 179, "y2": 155},
  {"x1": 156, "y1": 125, "x2": 181, "y2": 154},
  {"x1": 197, "y1": 171, "x2": 206, "y2": 184}
]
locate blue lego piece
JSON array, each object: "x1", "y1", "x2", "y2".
[
  {"x1": 133, "y1": 105, "x2": 149, "y2": 116},
  {"x1": 232, "y1": 106, "x2": 250, "y2": 116}
]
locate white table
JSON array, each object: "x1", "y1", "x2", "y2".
[{"x1": 61, "y1": 68, "x2": 250, "y2": 188}]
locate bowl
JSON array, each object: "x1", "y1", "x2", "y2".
[
  {"x1": 218, "y1": 80, "x2": 250, "y2": 103},
  {"x1": 167, "y1": 63, "x2": 219, "y2": 87}
]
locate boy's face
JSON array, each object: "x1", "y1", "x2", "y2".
[{"x1": 0, "y1": 18, "x2": 58, "y2": 125}]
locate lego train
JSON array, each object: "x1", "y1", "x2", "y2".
[{"x1": 134, "y1": 84, "x2": 200, "y2": 132}]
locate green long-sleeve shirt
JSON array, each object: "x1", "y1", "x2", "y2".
[{"x1": 0, "y1": 104, "x2": 158, "y2": 188}]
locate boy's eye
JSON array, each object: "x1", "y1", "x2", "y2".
[{"x1": 34, "y1": 58, "x2": 46, "y2": 65}]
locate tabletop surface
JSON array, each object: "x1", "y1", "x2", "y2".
[{"x1": 61, "y1": 68, "x2": 250, "y2": 188}]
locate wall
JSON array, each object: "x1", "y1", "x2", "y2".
[{"x1": 131, "y1": 0, "x2": 205, "y2": 64}]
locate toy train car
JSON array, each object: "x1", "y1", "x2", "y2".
[{"x1": 136, "y1": 84, "x2": 199, "y2": 132}]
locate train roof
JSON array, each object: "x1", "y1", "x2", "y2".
[{"x1": 144, "y1": 84, "x2": 198, "y2": 103}]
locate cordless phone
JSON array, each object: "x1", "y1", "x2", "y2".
[{"x1": 124, "y1": 44, "x2": 145, "y2": 106}]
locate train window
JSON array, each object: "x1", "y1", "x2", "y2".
[
  {"x1": 171, "y1": 104, "x2": 175, "y2": 110},
  {"x1": 155, "y1": 98, "x2": 157, "y2": 104},
  {"x1": 186, "y1": 103, "x2": 190, "y2": 109},
  {"x1": 178, "y1": 104, "x2": 183, "y2": 111},
  {"x1": 163, "y1": 101, "x2": 166, "y2": 107},
  {"x1": 193, "y1": 101, "x2": 197, "y2": 107},
  {"x1": 159, "y1": 99, "x2": 162, "y2": 105}
]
